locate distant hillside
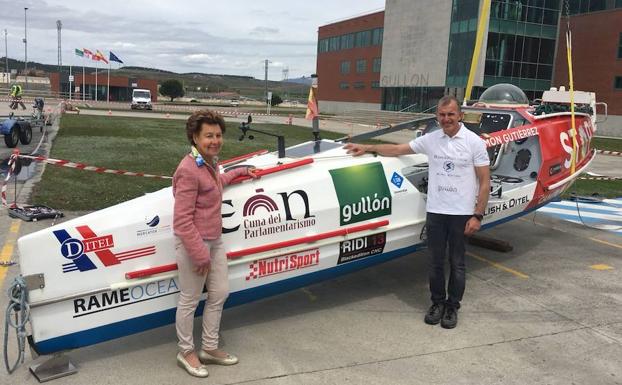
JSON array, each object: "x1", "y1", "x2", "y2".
[
  {"x1": 1, "y1": 57, "x2": 311, "y2": 102},
  {"x1": 284, "y1": 76, "x2": 314, "y2": 85}
]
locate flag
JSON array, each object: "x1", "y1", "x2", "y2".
[
  {"x1": 305, "y1": 84, "x2": 319, "y2": 120},
  {"x1": 75, "y1": 48, "x2": 84, "y2": 57},
  {"x1": 109, "y1": 51, "x2": 124, "y2": 64},
  {"x1": 96, "y1": 50, "x2": 109, "y2": 64},
  {"x1": 83, "y1": 48, "x2": 94, "y2": 59}
]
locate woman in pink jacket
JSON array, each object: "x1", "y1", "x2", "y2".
[{"x1": 173, "y1": 110, "x2": 257, "y2": 377}]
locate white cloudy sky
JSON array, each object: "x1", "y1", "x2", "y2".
[{"x1": 1, "y1": 0, "x2": 385, "y2": 80}]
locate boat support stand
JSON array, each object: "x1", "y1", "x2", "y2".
[{"x1": 28, "y1": 345, "x2": 77, "y2": 383}]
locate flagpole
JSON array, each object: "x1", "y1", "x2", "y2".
[
  {"x1": 69, "y1": 64, "x2": 72, "y2": 100},
  {"x1": 82, "y1": 56, "x2": 85, "y2": 101},
  {"x1": 95, "y1": 63, "x2": 98, "y2": 102},
  {"x1": 107, "y1": 62, "x2": 110, "y2": 103}
]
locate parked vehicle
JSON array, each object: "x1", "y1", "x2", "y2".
[
  {"x1": 130, "y1": 89, "x2": 152, "y2": 110},
  {"x1": 1, "y1": 117, "x2": 33, "y2": 147}
]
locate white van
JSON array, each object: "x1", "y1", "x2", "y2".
[{"x1": 131, "y1": 89, "x2": 152, "y2": 110}]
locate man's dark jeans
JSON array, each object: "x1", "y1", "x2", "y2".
[{"x1": 426, "y1": 212, "x2": 471, "y2": 309}]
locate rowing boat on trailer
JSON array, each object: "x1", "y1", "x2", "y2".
[{"x1": 14, "y1": 84, "x2": 602, "y2": 357}]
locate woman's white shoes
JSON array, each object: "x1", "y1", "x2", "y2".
[
  {"x1": 199, "y1": 350, "x2": 239, "y2": 366},
  {"x1": 177, "y1": 353, "x2": 209, "y2": 378}
]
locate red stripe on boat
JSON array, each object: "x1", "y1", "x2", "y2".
[
  {"x1": 227, "y1": 219, "x2": 389, "y2": 259},
  {"x1": 125, "y1": 263, "x2": 178, "y2": 279},
  {"x1": 229, "y1": 158, "x2": 314, "y2": 185},
  {"x1": 125, "y1": 220, "x2": 389, "y2": 278}
]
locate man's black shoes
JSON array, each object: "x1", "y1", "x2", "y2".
[
  {"x1": 440, "y1": 306, "x2": 458, "y2": 329},
  {"x1": 424, "y1": 303, "x2": 445, "y2": 325}
]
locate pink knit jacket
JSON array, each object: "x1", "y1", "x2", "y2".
[{"x1": 172, "y1": 154, "x2": 248, "y2": 267}]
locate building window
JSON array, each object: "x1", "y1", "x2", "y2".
[
  {"x1": 355, "y1": 30, "x2": 371, "y2": 47},
  {"x1": 353, "y1": 81, "x2": 365, "y2": 89},
  {"x1": 619, "y1": 33, "x2": 622, "y2": 59},
  {"x1": 340, "y1": 61, "x2": 351, "y2": 74},
  {"x1": 372, "y1": 57, "x2": 381, "y2": 73},
  {"x1": 318, "y1": 39, "x2": 329, "y2": 53},
  {"x1": 356, "y1": 59, "x2": 367, "y2": 73},
  {"x1": 329, "y1": 36, "x2": 340, "y2": 51},
  {"x1": 340, "y1": 33, "x2": 354, "y2": 50},
  {"x1": 340, "y1": 82, "x2": 349, "y2": 89},
  {"x1": 371, "y1": 81, "x2": 380, "y2": 88},
  {"x1": 615, "y1": 76, "x2": 622, "y2": 89},
  {"x1": 372, "y1": 28, "x2": 383, "y2": 45}
]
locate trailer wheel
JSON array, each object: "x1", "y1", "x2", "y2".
[
  {"x1": 4, "y1": 125, "x2": 19, "y2": 148},
  {"x1": 18, "y1": 122, "x2": 32, "y2": 145}
]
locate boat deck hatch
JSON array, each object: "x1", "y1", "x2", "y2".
[{"x1": 285, "y1": 140, "x2": 343, "y2": 158}]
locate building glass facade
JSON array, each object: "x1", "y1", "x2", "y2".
[
  {"x1": 382, "y1": 0, "x2": 565, "y2": 111},
  {"x1": 445, "y1": 0, "x2": 563, "y2": 101},
  {"x1": 568, "y1": 0, "x2": 622, "y2": 14}
]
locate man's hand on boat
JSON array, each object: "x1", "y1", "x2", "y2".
[{"x1": 343, "y1": 143, "x2": 414, "y2": 157}]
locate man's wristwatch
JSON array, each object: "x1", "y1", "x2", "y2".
[{"x1": 472, "y1": 213, "x2": 484, "y2": 221}]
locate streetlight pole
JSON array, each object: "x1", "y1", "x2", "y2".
[
  {"x1": 4, "y1": 29, "x2": 8, "y2": 79},
  {"x1": 23, "y1": 7, "x2": 28, "y2": 89}
]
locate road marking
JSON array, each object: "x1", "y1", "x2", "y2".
[
  {"x1": 589, "y1": 237, "x2": 622, "y2": 250},
  {"x1": 590, "y1": 264, "x2": 614, "y2": 271},
  {"x1": 466, "y1": 251, "x2": 529, "y2": 279},
  {"x1": 0, "y1": 219, "x2": 21, "y2": 283}
]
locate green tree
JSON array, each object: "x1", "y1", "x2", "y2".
[
  {"x1": 159, "y1": 79, "x2": 185, "y2": 101},
  {"x1": 270, "y1": 93, "x2": 283, "y2": 106}
]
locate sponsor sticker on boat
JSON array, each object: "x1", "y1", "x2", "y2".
[
  {"x1": 338, "y1": 232, "x2": 386, "y2": 264},
  {"x1": 246, "y1": 249, "x2": 320, "y2": 280},
  {"x1": 54, "y1": 225, "x2": 156, "y2": 273},
  {"x1": 330, "y1": 162, "x2": 392, "y2": 226}
]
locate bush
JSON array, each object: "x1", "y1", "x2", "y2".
[
  {"x1": 159, "y1": 79, "x2": 185, "y2": 101},
  {"x1": 270, "y1": 93, "x2": 283, "y2": 107}
]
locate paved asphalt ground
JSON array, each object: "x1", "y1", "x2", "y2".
[{"x1": 0, "y1": 103, "x2": 620, "y2": 384}]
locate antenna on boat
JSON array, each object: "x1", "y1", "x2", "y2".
[
  {"x1": 238, "y1": 114, "x2": 286, "y2": 158},
  {"x1": 464, "y1": 0, "x2": 491, "y2": 105}
]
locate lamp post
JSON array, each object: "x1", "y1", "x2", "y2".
[
  {"x1": 4, "y1": 29, "x2": 8, "y2": 80},
  {"x1": 23, "y1": 7, "x2": 28, "y2": 89}
]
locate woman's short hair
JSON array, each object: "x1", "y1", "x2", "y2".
[{"x1": 186, "y1": 109, "x2": 226, "y2": 145}]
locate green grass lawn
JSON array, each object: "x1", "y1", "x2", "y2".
[
  {"x1": 32, "y1": 115, "x2": 343, "y2": 210},
  {"x1": 565, "y1": 179, "x2": 622, "y2": 199},
  {"x1": 30, "y1": 115, "x2": 622, "y2": 210},
  {"x1": 592, "y1": 136, "x2": 622, "y2": 152},
  {"x1": 562, "y1": 136, "x2": 622, "y2": 198}
]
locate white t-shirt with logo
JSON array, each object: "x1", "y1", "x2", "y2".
[{"x1": 409, "y1": 124, "x2": 490, "y2": 215}]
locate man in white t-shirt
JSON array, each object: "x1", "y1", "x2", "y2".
[{"x1": 344, "y1": 95, "x2": 490, "y2": 329}]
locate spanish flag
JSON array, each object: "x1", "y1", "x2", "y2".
[
  {"x1": 305, "y1": 84, "x2": 318, "y2": 120},
  {"x1": 96, "y1": 50, "x2": 109, "y2": 64}
]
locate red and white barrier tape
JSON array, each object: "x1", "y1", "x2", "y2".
[
  {"x1": 578, "y1": 176, "x2": 622, "y2": 181},
  {"x1": 1, "y1": 150, "x2": 19, "y2": 208},
  {"x1": 18, "y1": 154, "x2": 173, "y2": 180},
  {"x1": 595, "y1": 149, "x2": 622, "y2": 157}
]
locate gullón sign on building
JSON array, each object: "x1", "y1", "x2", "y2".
[{"x1": 330, "y1": 162, "x2": 392, "y2": 226}]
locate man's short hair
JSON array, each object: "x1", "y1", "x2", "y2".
[{"x1": 438, "y1": 95, "x2": 461, "y2": 112}]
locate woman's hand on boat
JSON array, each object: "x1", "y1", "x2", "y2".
[
  {"x1": 343, "y1": 143, "x2": 368, "y2": 156},
  {"x1": 464, "y1": 217, "x2": 481, "y2": 236},
  {"x1": 247, "y1": 166, "x2": 260, "y2": 179}
]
